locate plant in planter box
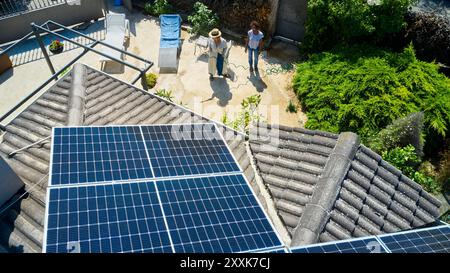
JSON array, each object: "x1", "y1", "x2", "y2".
[{"x1": 49, "y1": 40, "x2": 64, "y2": 54}]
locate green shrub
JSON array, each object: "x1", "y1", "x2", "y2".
[
  {"x1": 187, "y1": 2, "x2": 219, "y2": 36},
  {"x1": 286, "y1": 100, "x2": 298, "y2": 113},
  {"x1": 224, "y1": 95, "x2": 262, "y2": 134},
  {"x1": 303, "y1": 0, "x2": 416, "y2": 53},
  {"x1": 368, "y1": 112, "x2": 424, "y2": 155},
  {"x1": 155, "y1": 89, "x2": 173, "y2": 102},
  {"x1": 145, "y1": 73, "x2": 158, "y2": 88},
  {"x1": 144, "y1": 0, "x2": 172, "y2": 16},
  {"x1": 382, "y1": 145, "x2": 441, "y2": 194},
  {"x1": 293, "y1": 44, "x2": 450, "y2": 145}
]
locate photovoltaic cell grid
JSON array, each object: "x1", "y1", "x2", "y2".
[
  {"x1": 157, "y1": 175, "x2": 283, "y2": 253},
  {"x1": 46, "y1": 124, "x2": 283, "y2": 253},
  {"x1": 45, "y1": 181, "x2": 172, "y2": 253},
  {"x1": 289, "y1": 225, "x2": 450, "y2": 253},
  {"x1": 377, "y1": 225, "x2": 450, "y2": 253},
  {"x1": 141, "y1": 124, "x2": 241, "y2": 178},
  {"x1": 51, "y1": 126, "x2": 153, "y2": 186},
  {"x1": 290, "y1": 238, "x2": 387, "y2": 253}
]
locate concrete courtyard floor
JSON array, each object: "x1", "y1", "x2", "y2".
[{"x1": 0, "y1": 6, "x2": 306, "y2": 128}]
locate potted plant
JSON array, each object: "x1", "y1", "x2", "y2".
[{"x1": 49, "y1": 40, "x2": 64, "y2": 54}]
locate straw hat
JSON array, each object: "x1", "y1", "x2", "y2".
[{"x1": 208, "y1": 28, "x2": 222, "y2": 38}]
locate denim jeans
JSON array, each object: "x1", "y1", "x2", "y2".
[{"x1": 248, "y1": 47, "x2": 259, "y2": 68}]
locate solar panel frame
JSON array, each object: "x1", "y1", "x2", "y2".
[
  {"x1": 43, "y1": 180, "x2": 174, "y2": 253},
  {"x1": 244, "y1": 247, "x2": 289, "y2": 253},
  {"x1": 377, "y1": 225, "x2": 450, "y2": 253},
  {"x1": 140, "y1": 123, "x2": 242, "y2": 179},
  {"x1": 49, "y1": 126, "x2": 154, "y2": 186},
  {"x1": 155, "y1": 174, "x2": 284, "y2": 253},
  {"x1": 289, "y1": 235, "x2": 388, "y2": 253}
]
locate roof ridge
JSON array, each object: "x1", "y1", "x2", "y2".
[
  {"x1": 290, "y1": 132, "x2": 360, "y2": 247},
  {"x1": 66, "y1": 64, "x2": 87, "y2": 126}
]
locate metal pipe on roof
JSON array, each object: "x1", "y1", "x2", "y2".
[
  {"x1": 31, "y1": 23, "x2": 144, "y2": 73},
  {"x1": 31, "y1": 24, "x2": 56, "y2": 76},
  {"x1": 46, "y1": 20, "x2": 154, "y2": 66}
]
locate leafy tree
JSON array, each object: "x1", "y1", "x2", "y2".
[
  {"x1": 303, "y1": 0, "x2": 416, "y2": 52},
  {"x1": 144, "y1": 0, "x2": 173, "y2": 16},
  {"x1": 187, "y1": 2, "x2": 219, "y2": 36}
]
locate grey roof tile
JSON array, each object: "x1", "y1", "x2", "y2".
[
  {"x1": 324, "y1": 220, "x2": 352, "y2": 240},
  {"x1": 329, "y1": 210, "x2": 357, "y2": 234}
]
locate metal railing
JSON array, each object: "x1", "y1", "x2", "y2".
[
  {"x1": 0, "y1": 20, "x2": 154, "y2": 128},
  {"x1": 0, "y1": 0, "x2": 66, "y2": 19}
]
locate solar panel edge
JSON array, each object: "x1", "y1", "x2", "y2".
[
  {"x1": 376, "y1": 225, "x2": 450, "y2": 253},
  {"x1": 289, "y1": 225, "x2": 450, "y2": 253},
  {"x1": 213, "y1": 123, "x2": 244, "y2": 175},
  {"x1": 231, "y1": 174, "x2": 286, "y2": 251},
  {"x1": 289, "y1": 236, "x2": 387, "y2": 253},
  {"x1": 42, "y1": 186, "x2": 52, "y2": 253},
  {"x1": 43, "y1": 126, "x2": 57, "y2": 252}
]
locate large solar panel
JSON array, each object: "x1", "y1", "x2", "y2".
[
  {"x1": 290, "y1": 237, "x2": 387, "y2": 253},
  {"x1": 377, "y1": 225, "x2": 450, "y2": 253},
  {"x1": 44, "y1": 181, "x2": 173, "y2": 253},
  {"x1": 156, "y1": 174, "x2": 283, "y2": 253},
  {"x1": 141, "y1": 124, "x2": 241, "y2": 178},
  {"x1": 51, "y1": 126, "x2": 153, "y2": 186},
  {"x1": 45, "y1": 124, "x2": 283, "y2": 253}
]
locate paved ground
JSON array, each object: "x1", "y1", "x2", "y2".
[{"x1": 0, "y1": 4, "x2": 305, "y2": 128}]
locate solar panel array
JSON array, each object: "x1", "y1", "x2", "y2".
[
  {"x1": 289, "y1": 225, "x2": 450, "y2": 253},
  {"x1": 377, "y1": 225, "x2": 450, "y2": 253},
  {"x1": 44, "y1": 124, "x2": 283, "y2": 253}
]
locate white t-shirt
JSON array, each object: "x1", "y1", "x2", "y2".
[{"x1": 248, "y1": 30, "x2": 264, "y2": 49}]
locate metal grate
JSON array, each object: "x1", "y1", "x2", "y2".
[{"x1": 0, "y1": 0, "x2": 67, "y2": 19}]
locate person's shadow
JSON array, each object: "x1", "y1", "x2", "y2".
[
  {"x1": 205, "y1": 77, "x2": 232, "y2": 107},
  {"x1": 249, "y1": 70, "x2": 267, "y2": 92}
]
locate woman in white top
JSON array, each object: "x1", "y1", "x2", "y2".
[
  {"x1": 207, "y1": 28, "x2": 229, "y2": 80},
  {"x1": 245, "y1": 21, "x2": 264, "y2": 72}
]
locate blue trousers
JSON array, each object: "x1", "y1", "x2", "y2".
[
  {"x1": 248, "y1": 47, "x2": 259, "y2": 68},
  {"x1": 216, "y1": 53, "x2": 224, "y2": 76}
]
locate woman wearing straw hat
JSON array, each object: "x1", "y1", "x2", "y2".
[{"x1": 207, "y1": 28, "x2": 229, "y2": 80}]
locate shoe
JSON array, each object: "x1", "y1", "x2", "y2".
[
  {"x1": 254, "y1": 66, "x2": 258, "y2": 71},
  {"x1": 209, "y1": 74, "x2": 214, "y2": 81},
  {"x1": 250, "y1": 67, "x2": 254, "y2": 72}
]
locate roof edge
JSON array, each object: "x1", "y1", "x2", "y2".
[{"x1": 290, "y1": 132, "x2": 360, "y2": 247}]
